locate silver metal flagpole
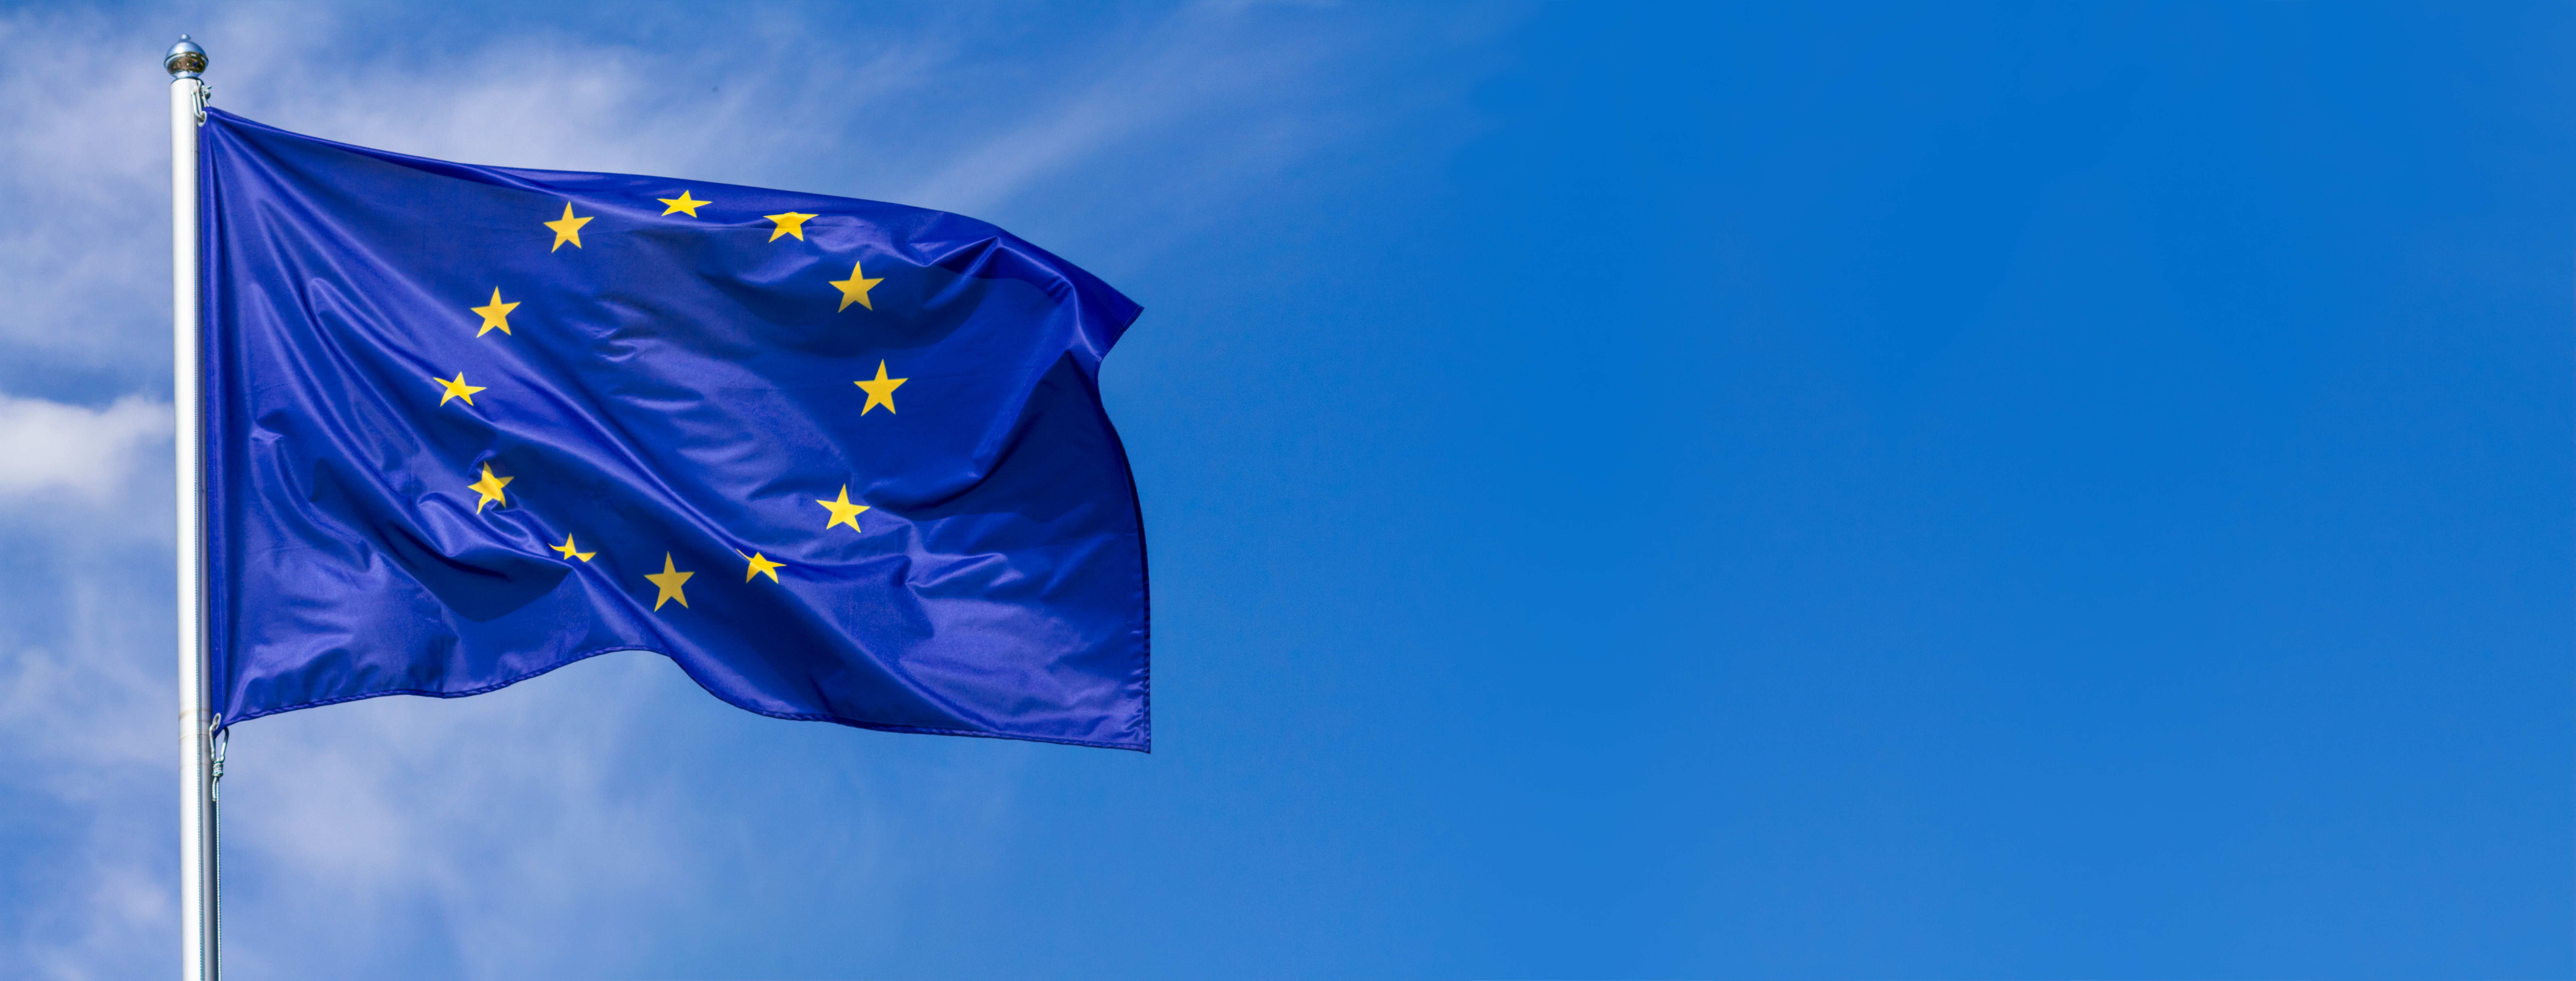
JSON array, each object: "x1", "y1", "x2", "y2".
[{"x1": 165, "y1": 34, "x2": 215, "y2": 981}]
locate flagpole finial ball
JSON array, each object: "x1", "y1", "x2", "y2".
[{"x1": 165, "y1": 35, "x2": 207, "y2": 78}]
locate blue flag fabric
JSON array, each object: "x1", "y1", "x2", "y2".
[{"x1": 199, "y1": 110, "x2": 1149, "y2": 750}]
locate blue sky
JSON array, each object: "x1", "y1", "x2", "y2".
[{"x1": 0, "y1": 3, "x2": 2568, "y2": 978}]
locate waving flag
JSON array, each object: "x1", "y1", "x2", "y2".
[{"x1": 198, "y1": 109, "x2": 1149, "y2": 750}]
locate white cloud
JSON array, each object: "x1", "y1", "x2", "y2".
[
  {"x1": 0, "y1": 406, "x2": 179, "y2": 980},
  {"x1": 0, "y1": 395, "x2": 171, "y2": 496},
  {"x1": 0, "y1": 13, "x2": 180, "y2": 397}
]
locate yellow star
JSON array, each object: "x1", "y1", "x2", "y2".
[
  {"x1": 550, "y1": 534, "x2": 595, "y2": 562},
  {"x1": 854, "y1": 361, "x2": 907, "y2": 416},
  {"x1": 830, "y1": 260, "x2": 884, "y2": 312},
  {"x1": 471, "y1": 288, "x2": 520, "y2": 337},
  {"x1": 467, "y1": 463, "x2": 514, "y2": 513},
  {"x1": 741, "y1": 551, "x2": 785, "y2": 583},
  {"x1": 814, "y1": 485, "x2": 871, "y2": 532},
  {"x1": 766, "y1": 211, "x2": 817, "y2": 242},
  {"x1": 657, "y1": 190, "x2": 709, "y2": 217},
  {"x1": 645, "y1": 553, "x2": 695, "y2": 610},
  {"x1": 430, "y1": 372, "x2": 487, "y2": 406},
  {"x1": 544, "y1": 202, "x2": 593, "y2": 251}
]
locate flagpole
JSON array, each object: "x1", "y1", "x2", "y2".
[{"x1": 165, "y1": 35, "x2": 215, "y2": 981}]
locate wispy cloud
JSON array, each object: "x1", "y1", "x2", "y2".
[
  {"x1": 0, "y1": 12, "x2": 186, "y2": 401},
  {"x1": 0, "y1": 395, "x2": 171, "y2": 496},
  {"x1": 0, "y1": 409, "x2": 177, "y2": 981},
  {"x1": 898, "y1": 3, "x2": 1336, "y2": 215}
]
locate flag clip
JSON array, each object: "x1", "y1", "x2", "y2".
[{"x1": 207, "y1": 714, "x2": 226, "y2": 792}]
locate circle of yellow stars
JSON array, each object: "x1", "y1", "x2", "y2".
[{"x1": 423, "y1": 194, "x2": 925, "y2": 614}]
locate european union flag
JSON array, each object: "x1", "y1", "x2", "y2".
[{"x1": 199, "y1": 110, "x2": 1149, "y2": 750}]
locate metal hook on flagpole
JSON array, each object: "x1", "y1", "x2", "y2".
[
  {"x1": 208, "y1": 714, "x2": 225, "y2": 981},
  {"x1": 166, "y1": 35, "x2": 211, "y2": 123},
  {"x1": 209, "y1": 715, "x2": 226, "y2": 787}
]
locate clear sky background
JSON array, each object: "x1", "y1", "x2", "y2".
[{"x1": 0, "y1": 3, "x2": 2568, "y2": 979}]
